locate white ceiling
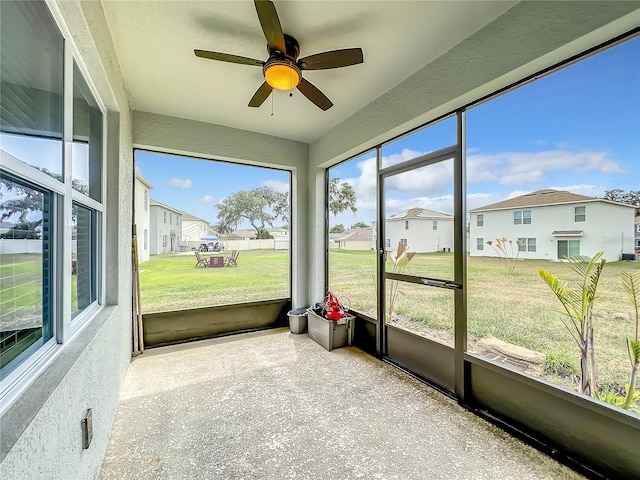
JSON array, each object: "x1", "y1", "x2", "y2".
[{"x1": 102, "y1": 1, "x2": 517, "y2": 143}]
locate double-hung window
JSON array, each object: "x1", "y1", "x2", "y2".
[
  {"x1": 1, "y1": 0, "x2": 104, "y2": 387},
  {"x1": 574, "y1": 206, "x2": 586, "y2": 222},
  {"x1": 514, "y1": 210, "x2": 531, "y2": 225},
  {"x1": 477, "y1": 214, "x2": 484, "y2": 226},
  {"x1": 518, "y1": 238, "x2": 536, "y2": 252}
]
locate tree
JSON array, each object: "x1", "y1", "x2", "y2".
[
  {"x1": 604, "y1": 189, "x2": 640, "y2": 215},
  {"x1": 216, "y1": 186, "x2": 288, "y2": 238},
  {"x1": 0, "y1": 178, "x2": 42, "y2": 227},
  {"x1": 0, "y1": 220, "x2": 41, "y2": 239},
  {"x1": 329, "y1": 178, "x2": 357, "y2": 217},
  {"x1": 329, "y1": 224, "x2": 345, "y2": 233},
  {"x1": 538, "y1": 253, "x2": 606, "y2": 396},
  {"x1": 350, "y1": 221, "x2": 369, "y2": 229}
]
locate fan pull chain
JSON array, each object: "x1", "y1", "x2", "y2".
[{"x1": 271, "y1": 92, "x2": 274, "y2": 116}]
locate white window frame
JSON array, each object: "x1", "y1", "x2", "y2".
[
  {"x1": 518, "y1": 237, "x2": 537, "y2": 252},
  {"x1": 405, "y1": 220, "x2": 409, "y2": 230},
  {"x1": 514, "y1": 210, "x2": 532, "y2": 225},
  {"x1": 433, "y1": 221, "x2": 438, "y2": 230},
  {"x1": 477, "y1": 214, "x2": 484, "y2": 226},
  {"x1": 476, "y1": 238, "x2": 484, "y2": 250},
  {"x1": 0, "y1": 0, "x2": 106, "y2": 403},
  {"x1": 574, "y1": 206, "x2": 586, "y2": 222}
]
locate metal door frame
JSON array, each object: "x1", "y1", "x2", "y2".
[{"x1": 376, "y1": 111, "x2": 467, "y2": 398}]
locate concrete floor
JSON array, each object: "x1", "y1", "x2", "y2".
[{"x1": 98, "y1": 329, "x2": 584, "y2": 480}]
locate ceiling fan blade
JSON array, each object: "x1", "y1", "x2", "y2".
[
  {"x1": 248, "y1": 81, "x2": 274, "y2": 107},
  {"x1": 254, "y1": 0, "x2": 286, "y2": 53},
  {"x1": 298, "y1": 48, "x2": 364, "y2": 70},
  {"x1": 297, "y1": 78, "x2": 333, "y2": 111},
  {"x1": 194, "y1": 50, "x2": 264, "y2": 67}
]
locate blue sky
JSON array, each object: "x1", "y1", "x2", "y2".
[
  {"x1": 329, "y1": 36, "x2": 639, "y2": 229},
  {"x1": 136, "y1": 151, "x2": 290, "y2": 227}
]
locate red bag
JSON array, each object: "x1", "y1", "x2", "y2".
[{"x1": 324, "y1": 291, "x2": 345, "y2": 321}]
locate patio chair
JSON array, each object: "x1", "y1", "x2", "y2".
[
  {"x1": 194, "y1": 251, "x2": 208, "y2": 268},
  {"x1": 225, "y1": 250, "x2": 240, "y2": 267}
]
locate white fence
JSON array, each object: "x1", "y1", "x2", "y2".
[
  {"x1": 182, "y1": 238, "x2": 290, "y2": 252},
  {"x1": 0, "y1": 239, "x2": 42, "y2": 254}
]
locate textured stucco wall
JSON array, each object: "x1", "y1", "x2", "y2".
[{"x1": 0, "y1": 1, "x2": 134, "y2": 479}]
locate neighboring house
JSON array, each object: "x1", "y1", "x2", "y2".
[
  {"x1": 180, "y1": 211, "x2": 210, "y2": 244},
  {"x1": 232, "y1": 229, "x2": 257, "y2": 240},
  {"x1": 635, "y1": 216, "x2": 640, "y2": 252},
  {"x1": 134, "y1": 172, "x2": 153, "y2": 263},
  {"x1": 469, "y1": 189, "x2": 635, "y2": 261},
  {"x1": 268, "y1": 227, "x2": 289, "y2": 238},
  {"x1": 149, "y1": 200, "x2": 183, "y2": 254},
  {"x1": 269, "y1": 227, "x2": 290, "y2": 250},
  {"x1": 386, "y1": 208, "x2": 454, "y2": 253},
  {"x1": 335, "y1": 228, "x2": 374, "y2": 250}
]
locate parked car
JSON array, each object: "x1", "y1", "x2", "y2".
[
  {"x1": 199, "y1": 242, "x2": 225, "y2": 252},
  {"x1": 208, "y1": 241, "x2": 225, "y2": 252}
]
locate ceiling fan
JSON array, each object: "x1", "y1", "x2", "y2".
[{"x1": 194, "y1": 0, "x2": 364, "y2": 111}]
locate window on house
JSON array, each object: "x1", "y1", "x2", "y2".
[
  {"x1": 144, "y1": 190, "x2": 148, "y2": 211},
  {"x1": 386, "y1": 239, "x2": 391, "y2": 248},
  {"x1": 163, "y1": 211, "x2": 167, "y2": 223},
  {"x1": 476, "y1": 238, "x2": 484, "y2": 250},
  {"x1": 575, "y1": 206, "x2": 586, "y2": 222},
  {"x1": 162, "y1": 235, "x2": 167, "y2": 248},
  {"x1": 558, "y1": 240, "x2": 580, "y2": 259},
  {"x1": 71, "y1": 203, "x2": 97, "y2": 318},
  {"x1": 400, "y1": 238, "x2": 408, "y2": 246},
  {"x1": 169, "y1": 213, "x2": 172, "y2": 225},
  {"x1": 514, "y1": 210, "x2": 531, "y2": 225},
  {"x1": 517, "y1": 237, "x2": 536, "y2": 252},
  {"x1": 433, "y1": 221, "x2": 438, "y2": 230},
  {"x1": 477, "y1": 214, "x2": 484, "y2": 226},
  {"x1": 0, "y1": 174, "x2": 54, "y2": 375},
  {"x1": 405, "y1": 220, "x2": 409, "y2": 230},
  {"x1": 144, "y1": 229, "x2": 148, "y2": 250},
  {"x1": 72, "y1": 61, "x2": 102, "y2": 201},
  {"x1": 0, "y1": 0, "x2": 104, "y2": 383}
]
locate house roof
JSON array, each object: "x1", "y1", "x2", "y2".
[
  {"x1": 149, "y1": 200, "x2": 183, "y2": 215},
  {"x1": 337, "y1": 228, "x2": 373, "y2": 242},
  {"x1": 179, "y1": 210, "x2": 209, "y2": 223},
  {"x1": 470, "y1": 189, "x2": 635, "y2": 212},
  {"x1": 135, "y1": 171, "x2": 154, "y2": 189},
  {"x1": 387, "y1": 207, "x2": 453, "y2": 221}
]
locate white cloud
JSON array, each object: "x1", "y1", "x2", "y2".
[
  {"x1": 467, "y1": 149, "x2": 624, "y2": 186},
  {"x1": 547, "y1": 184, "x2": 601, "y2": 197},
  {"x1": 197, "y1": 195, "x2": 215, "y2": 203},
  {"x1": 169, "y1": 177, "x2": 193, "y2": 189},
  {"x1": 262, "y1": 179, "x2": 289, "y2": 193},
  {"x1": 345, "y1": 151, "x2": 454, "y2": 200},
  {"x1": 499, "y1": 170, "x2": 544, "y2": 185}
]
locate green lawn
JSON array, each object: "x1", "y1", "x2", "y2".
[
  {"x1": 139, "y1": 250, "x2": 290, "y2": 312},
  {"x1": 328, "y1": 249, "x2": 640, "y2": 393},
  {"x1": 0, "y1": 253, "x2": 43, "y2": 330}
]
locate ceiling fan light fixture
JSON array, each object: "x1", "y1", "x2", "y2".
[{"x1": 264, "y1": 60, "x2": 301, "y2": 91}]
